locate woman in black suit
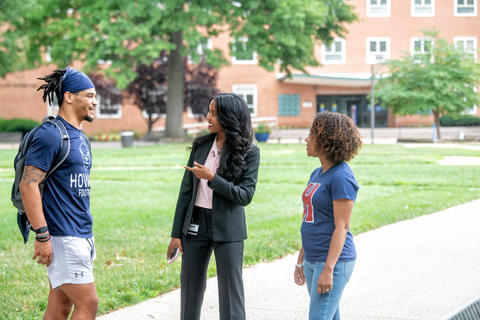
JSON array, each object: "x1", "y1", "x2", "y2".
[{"x1": 167, "y1": 93, "x2": 260, "y2": 320}]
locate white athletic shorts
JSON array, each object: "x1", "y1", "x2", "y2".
[{"x1": 47, "y1": 236, "x2": 96, "y2": 289}]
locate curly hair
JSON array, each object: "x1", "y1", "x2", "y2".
[
  {"x1": 37, "y1": 69, "x2": 67, "y2": 107},
  {"x1": 310, "y1": 112, "x2": 362, "y2": 163},
  {"x1": 193, "y1": 93, "x2": 253, "y2": 182}
]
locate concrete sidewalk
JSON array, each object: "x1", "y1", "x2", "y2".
[{"x1": 97, "y1": 200, "x2": 480, "y2": 320}]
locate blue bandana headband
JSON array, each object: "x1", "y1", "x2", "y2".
[{"x1": 60, "y1": 67, "x2": 95, "y2": 96}]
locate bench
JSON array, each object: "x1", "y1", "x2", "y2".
[{"x1": 267, "y1": 129, "x2": 308, "y2": 143}]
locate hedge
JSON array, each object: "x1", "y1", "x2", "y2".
[
  {"x1": 0, "y1": 118, "x2": 41, "y2": 134},
  {"x1": 439, "y1": 114, "x2": 480, "y2": 127},
  {"x1": 0, "y1": 118, "x2": 7, "y2": 131}
]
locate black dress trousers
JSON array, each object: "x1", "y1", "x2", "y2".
[{"x1": 180, "y1": 207, "x2": 245, "y2": 320}]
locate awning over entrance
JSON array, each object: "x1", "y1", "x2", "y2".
[{"x1": 277, "y1": 73, "x2": 373, "y2": 88}]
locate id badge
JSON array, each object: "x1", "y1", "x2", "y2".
[{"x1": 187, "y1": 223, "x2": 199, "y2": 236}]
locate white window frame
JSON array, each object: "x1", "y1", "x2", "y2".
[
  {"x1": 321, "y1": 38, "x2": 346, "y2": 64},
  {"x1": 139, "y1": 86, "x2": 167, "y2": 119},
  {"x1": 97, "y1": 59, "x2": 113, "y2": 65},
  {"x1": 367, "y1": 0, "x2": 391, "y2": 17},
  {"x1": 232, "y1": 37, "x2": 258, "y2": 65},
  {"x1": 45, "y1": 46, "x2": 52, "y2": 63},
  {"x1": 197, "y1": 38, "x2": 212, "y2": 56},
  {"x1": 142, "y1": 110, "x2": 166, "y2": 119},
  {"x1": 411, "y1": 0, "x2": 435, "y2": 17},
  {"x1": 410, "y1": 37, "x2": 434, "y2": 56},
  {"x1": 454, "y1": 0, "x2": 477, "y2": 16},
  {"x1": 366, "y1": 37, "x2": 390, "y2": 64},
  {"x1": 464, "y1": 105, "x2": 478, "y2": 115},
  {"x1": 187, "y1": 107, "x2": 205, "y2": 119},
  {"x1": 454, "y1": 36, "x2": 478, "y2": 61},
  {"x1": 96, "y1": 93, "x2": 122, "y2": 119},
  {"x1": 188, "y1": 38, "x2": 212, "y2": 64},
  {"x1": 464, "y1": 87, "x2": 478, "y2": 115},
  {"x1": 232, "y1": 84, "x2": 258, "y2": 115}
]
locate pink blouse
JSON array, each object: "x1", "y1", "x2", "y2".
[{"x1": 194, "y1": 138, "x2": 222, "y2": 209}]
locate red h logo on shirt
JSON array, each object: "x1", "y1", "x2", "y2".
[{"x1": 302, "y1": 183, "x2": 320, "y2": 223}]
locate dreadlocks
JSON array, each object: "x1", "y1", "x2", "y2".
[{"x1": 37, "y1": 69, "x2": 66, "y2": 107}]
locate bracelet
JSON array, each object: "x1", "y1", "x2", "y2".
[
  {"x1": 295, "y1": 263, "x2": 304, "y2": 268},
  {"x1": 35, "y1": 231, "x2": 50, "y2": 242},
  {"x1": 34, "y1": 226, "x2": 49, "y2": 234}
]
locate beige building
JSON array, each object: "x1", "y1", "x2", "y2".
[{"x1": 1, "y1": 0, "x2": 479, "y2": 135}]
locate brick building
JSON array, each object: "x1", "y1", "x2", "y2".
[{"x1": 0, "y1": 0, "x2": 479, "y2": 135}]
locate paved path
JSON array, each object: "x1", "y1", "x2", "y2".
[
  {"x1": 1, "y1": 127, "x2": 479, "y2": 150},
  {"x1": 268, "y1": 127, "x2": 480, "y2": 144},
  {"x1": 97, "y1": 199, "x2": 480, "y2": 320}
]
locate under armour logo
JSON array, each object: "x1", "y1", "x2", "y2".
[{"x1": 74, "y1": 271, "x2": 84, "y2": 278}]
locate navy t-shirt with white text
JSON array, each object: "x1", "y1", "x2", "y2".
[
  {"x1": 301, "y1": 162, "x2": 358, "y2": 262},
  {"x1": 25, "y1": 116, "x2": 93, "y2": 238}
]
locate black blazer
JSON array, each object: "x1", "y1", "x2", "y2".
[{"x1": 171, "y1": 134, "x2": 260, "y2": 242}]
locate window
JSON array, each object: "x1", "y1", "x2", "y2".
[
  {"x1": 197, "y1": 38, "x2": 212, "y2": 56},
  {"x1": 96, "y1": 93, "x2": 122, "y2": 119},
  {"x1": 188, "y1": 38, "x2": 212, "y2": 64},
  {"x1": 97, "y1": 35, "x2": 113, "y2": 65},
  {"x1": 232, "y1": 38, "x2": 257, "y2": 64},
  {"x1": 278, "y1": 94, "x2": 300, "y2": 116},
  {"x1": 232, "y1": 85, "x2": 257, "y2": 115},
  {"x1": 367, "y1": 0, "x2": 390, "y2": 17},
  {"x1": 140, "y1": 86, "x2": 167, "y2": 119},
  {"x1": 455, "y1": 0, "x2": 477, "y2": 16},
  {"x1": 410, "y1": 37, "x2": 433, "y2": 56},
  {"x1": 321, "y1": 39, "x2": 346, "y2": 64},
  {"x1": 464, "y1": 87, "x2": 478, "y2": 115},
  {"x1": 464, "y1": 105, "x2": 478, "y2": 115},
  {"x1": 411, "y1": 0, "x2": 435, "y2": 17},
  {"x1": 45, "y1": 46, "x2": 52, "y2": 63},
  {"x1": 366, "y1": 38, "x2": 390, "y2": 64},
  {"x1": 455, "y1": 37, "x2": 478, "y2": 61}
]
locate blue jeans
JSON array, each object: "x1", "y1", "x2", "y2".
[{"x1": 303, "y1": 259, "x2": 355, "y2": 320}]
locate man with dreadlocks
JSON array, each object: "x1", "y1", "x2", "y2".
[{"x1": 19, "y1": 67, "x2": 98, "y2": 319}]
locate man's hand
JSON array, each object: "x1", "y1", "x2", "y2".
[
  {"x1": 33, "y1": 240, "x2": 53, "y2": 266},
  {"x1": 184, "y1": 162, "x2": 215, "y2": 181}
]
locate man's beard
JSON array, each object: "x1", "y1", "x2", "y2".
[{"x1": 84, "y1": 114, "x2": 94, "y2": 122}]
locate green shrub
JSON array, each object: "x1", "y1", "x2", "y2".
[
  {"x1": 3, "y1": 118, "x2": 41, "y2": 134},
  {"x1": 439, "y1": 114, "x2": 480, "y2": 126},
  {"x1": 0, "y1": 118, "x2": 7, "y2": 131},
  {"x1": 255, "y1": 123, "x2": 271, "y2": 133}
]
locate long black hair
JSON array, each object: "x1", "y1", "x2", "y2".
[
  {"x1": 194, "y1": 93, "x2": 253, "y2": 182},
  {"x1": 37, "y1": 69, "x2": 66, "y2": 106}
]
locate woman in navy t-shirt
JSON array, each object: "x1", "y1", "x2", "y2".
[{"x1": 294, "y1": 112, "x2": 362, "y2": 320}]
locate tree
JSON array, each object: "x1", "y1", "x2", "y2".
[
  {"x1": 126, "y1": 54, "x2": 218, "y2": 132},
  {"x1": 127, "y1": 55, "x2": 168, "y2": 133},
  {"x1": 0, "y1": 0, "x2": 357, "y2": 138},
  {"x1": 375, "y1": 30, "x2": 480, "y2": 140},
  {"x1": 185, "y1": 59, "x2": 219, "y2": 118}
]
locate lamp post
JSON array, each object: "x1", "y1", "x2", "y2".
[
  {"x1": 370, "y1": 58, "x2": 384, "y2": 145},
  {"x1": 370, "y1": 63, "x2": 375, "y2": 145}
]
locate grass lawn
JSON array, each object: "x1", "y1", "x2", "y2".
[{"x1": 0, "y1": 142, "x2": 479, "y2": 319}]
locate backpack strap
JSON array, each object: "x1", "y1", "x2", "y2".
[
  {"x1": 44, "y1": 117, "x2": 70, "y2": 180},
  {"x1": 84, "y1": 132, "x2": 92, "y2": 155}
]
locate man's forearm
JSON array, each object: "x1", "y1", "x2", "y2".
[
  {"x1": 19, "y1": 165, "x2": 48, "y2": 230},
  {"x1": 20, "y1": 182, "x2": 48, "y2": 230}
]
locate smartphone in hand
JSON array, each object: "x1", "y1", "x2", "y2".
[{"x1": 167, "y1": 247, "x2": 179, "y2": 264}]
